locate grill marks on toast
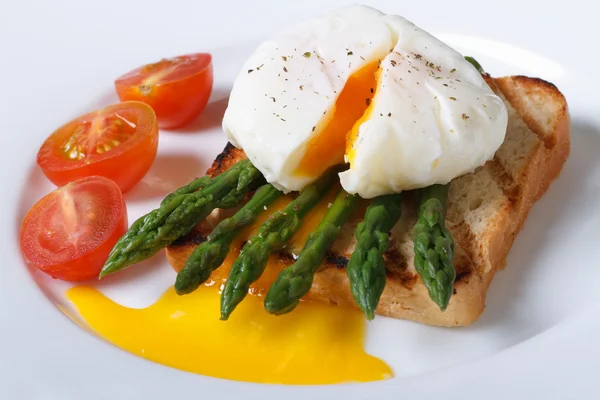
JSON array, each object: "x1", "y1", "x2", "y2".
[
  {"x1": 208, "y1": 142, "x2": 241, "y2": 176},
  {"x1": 165, "y1": 75, "x2": 569, "y2": 326}
]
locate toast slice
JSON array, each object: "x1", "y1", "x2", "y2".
[{"x1": 166, "y1": 75, "x2": 569, "y2": 327}]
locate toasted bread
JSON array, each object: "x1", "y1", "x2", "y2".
[{"x1": 166, "y1": 75, "x2": 569, "y2": 327}]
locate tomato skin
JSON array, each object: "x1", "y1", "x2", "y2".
[
  {"x1": 20, "y1": 176, "x2": 128, "y2": 281},
  {"x1": 115, "y1": 53, "x2": 213, "y2": 129},
  {"x1": 37, "y1": 102, "x2": 158, "y2": 193}
]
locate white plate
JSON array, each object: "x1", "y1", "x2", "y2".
[{"x1": 2, "y1": 0, "x2": 599, "y2": 398}]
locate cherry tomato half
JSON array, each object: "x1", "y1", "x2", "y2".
[
  {"x1": 114, "y1": 53, "x2": 213, "y2": 129},
  {"x1": 37, "y1": 101, "x2": 158, "y2": 193},
  {"x1": 20, "y1": 176, "x2": 128, "y2": 281}
]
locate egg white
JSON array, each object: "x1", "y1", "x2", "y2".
[
  {"x1": 223, "y1": 6, "x2": 393, "y2": 192},
  {"x1": 340, "y1": 14, "x2": 508, "y2": 197}
]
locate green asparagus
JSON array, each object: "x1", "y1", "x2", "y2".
[
  {"x1": 346, "y1": 194, "x2": 403, "y2": 320},
  {"x1": 99, "y1": 160, "x2": 262, "y2": 278},
  {"x1": 174, "y1": 184, "x2": 282, "y2": 295},
  {"x1": 464, "y1": 56, "x2": 485, "y2": 74},
  {"x1": 219, "y1": 171, "x2": 337, "y2": 320},
  {"x1": 413, "y1": 184, "x2": 455, "y2": 311},
  {"x1": 264, "y1": 188, "x2": 358, "y2": 315},
  {"x1": 160, "y1": 176, "x2": 211, "y2": 207}
]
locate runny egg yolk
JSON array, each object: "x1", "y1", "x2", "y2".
[
  {"x1": 66, "y1": 187, "x2": 392, "y2": 384},
  {"x1": 295, "y1": 61, "x2": 379, "y2": 177}
]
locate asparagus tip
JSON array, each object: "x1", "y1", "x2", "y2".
[
  {"x1": 98, "y1": 268, "x2": 110, "y2": 279},
  {"x1": 436, "y1": 300, "x2": 449, "y2": 312},
  {"x1": 264, "y1": 297, "x2": 299, "y2": 315}
]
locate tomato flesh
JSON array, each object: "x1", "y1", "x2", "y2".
[
  {"x1": 37, "y1": 101, "x2": 158, "y2": 192},
  {"x1": 59, "y1": 113, "x2": 138, "y2": 160},
  {"x1": 20, "y1": 176, "x2": 127, "y2": 281},
  {"x1": 115, "y1": 53, "x2": 213, "y2": 129}
]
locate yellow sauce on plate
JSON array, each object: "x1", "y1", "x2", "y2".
[
  {"x1": 66, "y1": 185, "x2": 392, "y2": 384},
  {"x1": 67, "y1": 285, "x2": 392, "y2": 384}
]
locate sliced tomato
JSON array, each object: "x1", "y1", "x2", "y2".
[
  {"x1": 37, "y1": 101, "x2": 158, "y2": 192},
  {"x1": 114, "y1": 53, "x2": 213, "y2": 129},
  {"x1": 20, "y1": 176, "x2": 128, "y2": 281}
]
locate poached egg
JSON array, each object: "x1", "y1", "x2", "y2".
[{"x1": 223, "y1": 5, "x2": 507, "y2": 198}]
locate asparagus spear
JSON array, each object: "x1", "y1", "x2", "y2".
[
  {"x1": 219, "y1": 171, "x2": 337, "y2": 320},
  {"x1": 413, "y1": 184, "x2": 455, "y2": 311},
  {"x1": 161, "y1": 176, "x2": 211, "y2": 206},
  {"x1": 264, "y1": 188, "x2": 358, "y2": 315},
  {"x1": 99, "y1": 160, "x2": 261, "y2": 278},
  {"x1": 175, "y1": 184, "x2": 282, "y2": 295},
  {"x1": 347, "y1": 194, "x2": 403, "y2": 320},
  {"x1": 464, "y1": 56, "x2": 485, "y2": 74}
]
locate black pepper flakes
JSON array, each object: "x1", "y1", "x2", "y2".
[
  {"x1": 282, "y1": 56, "x2": 287, "y2": 61},
  {"x1": 462, "y1": 113, "x2": 469, "y2": 120},
  {"x1": 283, "y1": 66, "x2": 288, "y2": 73},
  {"x1": 248, "y1": 69, "x2": 254, "y2": 74},
  {"x1": 299, "y1": 85, "x2": 304, "y2": 90},
  {"x1": 450, "y1": 68, "x2": 456, "y2": 73},
  {"x1": 390, "y1": 60, "x2": 397, "y2": 67},
  {"x1": 347, "y1": 51, "x2": 353, "y2": 56},
  {"x1": 388, "y1": 112, "x2": 391, "y2": 117},
  {"x1": 449, "y1": 97, "x2": 457, "y2": 101},
  {"x1": 270, "y1": 97, "x2": 276, "y2": 103},
  {"x1": 370, "y1": 88, "x2": 374, "y2": 94},
  {"x1": 312, "y1": 126, "x2": 316, "y2": 132},
  {"x1": 303, "y1": 52, "x2": 311, "y2": 58},
  {"x1": 365, "y1": 98, "x2": 371, "y2": 106}
]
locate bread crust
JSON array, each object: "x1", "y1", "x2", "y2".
[{"x1": 166, "y1": 76, "x2": 570, "y2": 327}]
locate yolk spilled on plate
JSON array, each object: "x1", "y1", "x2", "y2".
[
  {"x1": 67, "y1": 286, "x2": 391, "y2": 384},
  {"x1": 295, "y1": 61, "x2": 379, "y2": 177},
  {"x1": 66, "y1": 187, "x2": 392, "y2": 384}
]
